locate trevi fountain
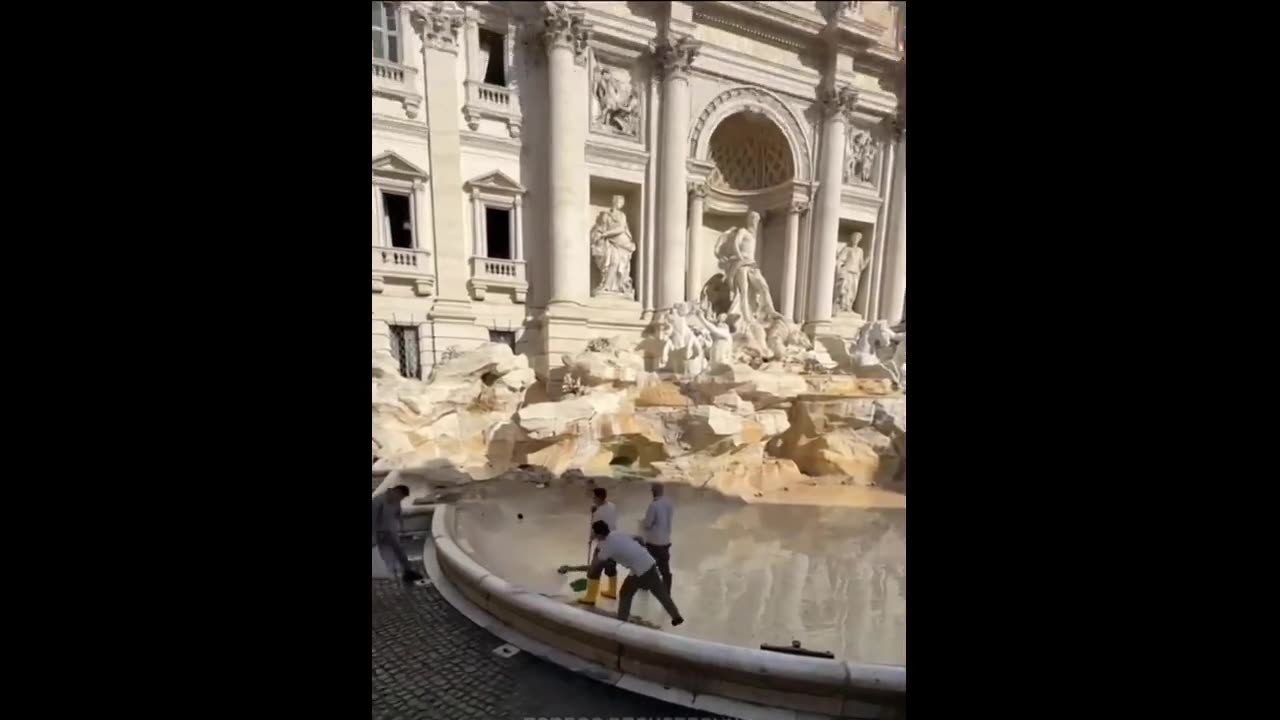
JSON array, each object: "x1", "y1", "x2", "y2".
[{"x1": 373, "y1": 208, "x2": 905, "y2": 667}]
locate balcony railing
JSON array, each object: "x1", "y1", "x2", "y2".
[
  {"x1": 469, "y1": 81, "x2": 514, "y2": 110},
  {"x1": 467, "y1": 256, "x2": 527, "y2": 302},
  {"x1": 372, "y1": 58, "x2": 422, "y2": 119},
  {"x1": 462, "y1": 80, "x2": 522, "y2": 137},
  {"x1": 372, "y1": 246, "x2": 434, "y2": 296}
]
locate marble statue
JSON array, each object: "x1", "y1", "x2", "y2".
[
  {"x1": 641, "y1": 309, "x2": 674, "y2": 370},
  {"x1": 844, "y1": 130, "x2": 877, "y2": 184},
  {"x1": 593, "y1": 67, "x2": 639, "y2": 136},
  {"x1": 704, "y1": 313, "x2": 734, "y2": 365},
  {"x1": 851, "y1": 320, "x2": 903, "y2": 387},
  {"x1": 589, "y1": 195, "x2": 636, "y2": 297},
  {"x1": 667, "y1": 302, "x2": 709, "y2": 375},
  {"x1": 835, "y1": 232, "x2": 871, "y2": 313},
  {"x1": 765, "y1": 311, "x2": 812, "y2": 361},
  {"x1": 699, "y1": 210, "x2": 810, "y2": 362}
]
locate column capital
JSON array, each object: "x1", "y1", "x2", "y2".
[
  {"x1": 542, "y1": 4, "x2": 591, "y2": 65},
  {"x1": 818, "y1": 84, "x2": 859, "y2": 123},
  {"x1": 409, "y1": 2, "x2": 463, "y2": 54},
  {"x1": 788, "y1": 199, "x2": 809, "y2": 214},
  {"x1": 412, "y1": 178, "x2": 425, "y2": 192},
  {"x1": 653, "y1": 35, "x2": 701, "y2": 81},
  {"x1": 513, "y1": 195, "x2": 523, "y2": 208},
  {"x1": 820, "y1": 1, "x2": 864, "y2": 23},
  {"x1": 688, "y1": 182, "x2": 707, "y2": 199},
  {"x1": 462, "y1": 4, "x2": 481, "y2": 26}
]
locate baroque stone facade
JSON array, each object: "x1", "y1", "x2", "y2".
[{"x1": 372, "y1": 1, "x2": 906, "y2": 379}]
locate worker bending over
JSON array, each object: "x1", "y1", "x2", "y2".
[{"x1": 562, "y1": 521, "x2": 684, "y2": 627}]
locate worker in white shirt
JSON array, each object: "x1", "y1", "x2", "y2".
[
  {"x1": 640, "y1": 482, "x2": 675, "y2": 593},
  {"x1": 578, "y1": 486, "x2": 619, "y2": 603},
  {"x1": 561, "y1": 521, "x2": 684, "y2": 626}
]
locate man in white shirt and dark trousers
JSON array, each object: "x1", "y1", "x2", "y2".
[
  {"x1": 562, "y1": 521, "x2": 684, "y2": 626},
  {"x1": 641, "y1": 482, "x2": 675, "y2": 593},
  {"x1": 578, "y1": 487, "x2": 619, "y2": 603}
]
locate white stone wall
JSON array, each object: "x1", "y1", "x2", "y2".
[{"x1": 371, "y1": 1, "x2": 906, "y2": 377}]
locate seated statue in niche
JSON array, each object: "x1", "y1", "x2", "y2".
[
  {"x1": 699, "y1": 210, "x2": 806, "y2": 362},
  {"x1": 593, "y1": 68, "x2": 639, "y2": 136},
  {"x1": 835, "y1": 232, "x2": 871, "y2": 314},
  {"x1": 589, "y1": 195, "x2": 636, "y2": 297}
]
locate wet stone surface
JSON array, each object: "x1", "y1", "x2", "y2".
[{"x1": 371, "y1": 578, "x2": 727, "y2": 719}]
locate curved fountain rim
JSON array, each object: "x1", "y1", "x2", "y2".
[{"x1": 428, "y1": 503, "x2": 906, "y2": 718}]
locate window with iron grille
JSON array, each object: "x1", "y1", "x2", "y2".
[
  {"x1": 389, "y1": 325, "x2": 420, "y2": 379},
  {"x1": 488, "y1": 330, "x2": 515, "y2": 351},
  {"x1": 372, "y1": 2, "x2": 400, "y2": 64}
]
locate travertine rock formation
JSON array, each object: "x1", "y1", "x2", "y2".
[{"x1": 372, "y1": 341, "x2": 905, "y2": 500}]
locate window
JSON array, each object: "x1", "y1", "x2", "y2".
[
  {"x1": 484, "y1": 207, "x2": 512, "y2": 259},
  {"x1": 382, "y1": 192, "x2": 413, "y2": 248},
  {"x1": 479, "y1": 29, "x2": 506, "y2": 86},
  {"x1": 372, "y1": 2, "x2": 400, "y2": 63},
  {"x1": 488, "y1": 330, "x2": 516, "y2": 350},
  {"x1": 389, "y1": 325, "x2": 420, "y2": 379}
]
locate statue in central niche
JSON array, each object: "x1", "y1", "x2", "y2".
[
  {"x1": 699, "y1": 209, "x2": 804, "y2": 360},
  {"x1": 589, "y1": 195, "x2": 636, "y2": 297}
]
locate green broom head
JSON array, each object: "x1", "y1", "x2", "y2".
[{"x1": 570, "y1": 578, "x2": 589, "y2": 592}]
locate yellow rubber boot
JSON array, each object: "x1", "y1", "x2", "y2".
[
  {"x1": 577, "y1": 578, "x2": 600, "y2": 605},
  {"x1": 601, "y1": 575, "x2": 618, "y2": 600}
]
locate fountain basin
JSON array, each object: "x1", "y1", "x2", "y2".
[{"x1": 431, "y1": 492, "x2": 906, "y2": 719}]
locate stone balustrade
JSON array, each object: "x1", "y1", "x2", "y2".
[
  {"x1": 462, "y1": 80, "x2": 522, "y2": 136},
  {"x1": 372, "y1": 58, "x2": 422, "y2": 118},
  {"x1": 467, "y1": 256, "x2": 527, "y2": 302},
  {"x1": 372, "y1": 246, "x2": 434, "y2": 296}
]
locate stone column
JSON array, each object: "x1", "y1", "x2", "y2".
[
  {"x1": 861, "y1": 130, "x2": 895, "y2": 319},
  {"x1": 654, "y1": 35, "x2": 701, "y2": 310},
  {"x1": 642, "y1": 74, "x2": 661, "y2": 313},
  {"x1": 410, "y1": 179, "x2": 424, "y2": 249},
  {"x1": 372, "y1": 182, "x2": 382, "y2": 245},
  {"x1": 470, "y1": 188, "x2": 484, "y2": 257},
  {"x1": 462, "y1": 6, "x2": 481, "y2": 82},
  {"x1": 878, "y1": 122, "x2": 906, "y2": 324},
  {"x1": 783, "y1": 200, "x2": 807, "y2": 321},
  {"x1": 686, "y1": 182, "x2": 706, "y2": 301},
  {"x1": 411, "y1": 5, "x2": 470, "y2": 299},
  {"x1": 804, "y1": 85, "x2": 859, "y2": 334},
  {"x1": 513, "y1": 196, "x2": 524, "y2": 261},
  {"x1": 542, "y1": 4, "x2": 590, "y2": 307},
  {"x1": 794, "y1": 186, "x2": 816, "y2": 323}
]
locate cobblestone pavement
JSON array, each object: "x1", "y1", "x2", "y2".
[{"x1": 372, "y1": 575, "x2": 728, "y2": 720}]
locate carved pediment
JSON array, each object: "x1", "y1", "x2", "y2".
[
  {"x1": 464, "y1": 170, "x2": 526, "y2": 195},
  {"x1": 371, "y1": 151, "x2": 429, "y2": 180}
]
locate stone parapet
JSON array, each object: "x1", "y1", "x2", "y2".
[{"x1": 430, "y1": 504, "x2": 906, "y2": 719}]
